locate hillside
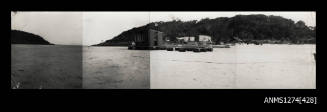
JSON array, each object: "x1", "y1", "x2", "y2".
[
  {"x1": 11, "y1": 30, "x2": 53, "y2": 45},
  {"x1": 94, "y1": 14, "x2": 316, "y2": 46}
]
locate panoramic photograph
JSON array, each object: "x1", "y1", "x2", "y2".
[{"x1": 11, "y1": 11, "x2": 316, "y2": 89}]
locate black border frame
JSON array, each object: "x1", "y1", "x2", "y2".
[{"x1": 6, "y1": 1, "x2": 323, "y2": 105}]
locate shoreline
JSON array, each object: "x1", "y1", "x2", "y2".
[{"x1": 11, "y1": 43, "x2": 317, "y2": 47}]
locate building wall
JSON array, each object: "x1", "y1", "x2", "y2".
[
  {"x1": 148, "y1": 29, "x2": 164, "y2": 47},
  {"x1": 133, "y1": 30, "x2": 149, "y2": 47},
  {"x1": 199, "y1": 35, "x2": 212, "y2": 42},
  {"x1": 157, "y1": 31, "x2": 164, "y2": 47}
]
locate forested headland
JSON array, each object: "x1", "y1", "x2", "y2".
[{"x1": 94, "y1": 14, "x2": 315, "y2": 46}]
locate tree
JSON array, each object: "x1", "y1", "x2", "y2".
[{"x1": 96, "y1": 14, "x2": 316, "y2": 46}]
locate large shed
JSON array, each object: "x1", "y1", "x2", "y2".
[{"x1": 129, "y1": 29, "x2": 164, "y2": 50}]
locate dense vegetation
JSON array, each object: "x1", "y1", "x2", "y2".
[
  {"x1": 11, "y1": 30, "x2": 53, "y2": 45},
  {"x1": 95, "y1": 14, "x2": 316, "y2": 46}
]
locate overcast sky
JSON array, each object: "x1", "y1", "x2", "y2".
[
  {"x1": 12, "y1": 11, "x2": 316, "y2": 45},
  {"x1": 11, "y1": 12, "x2": 83, "y2": 45}
]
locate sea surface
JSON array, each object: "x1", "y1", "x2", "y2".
[
  {"x1": 11, "y1": 44, "x2": 316, "y2": 89},
  {"x1": 83, "y1": 46, "x2": 150, "y2": 89},
  {"x1": 150, "y1": 44, "x2": 316, "y2": 89},
  {"x1": 11, "y1": 44, "x2": 82, "y2": 89}
]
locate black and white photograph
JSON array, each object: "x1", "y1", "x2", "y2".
[
  {"x1": 11, "y1": 12, "x2": 83, "y2": 89},
  {"x1": 11, "y1": 11, "x2": 316, "y2": 89}
]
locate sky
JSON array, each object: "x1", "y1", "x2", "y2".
[
  {"x1": 11, "y1": 11, "x2": 316, "y2": 45},
  {"x1": 11, "y1": 12, "x2": 83, "y2": 45}
]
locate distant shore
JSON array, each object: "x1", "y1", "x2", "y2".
[
  {"x1": 11, "y1": 30, "x2": 54, "y2": 45},
  {"x1": 92, "y1": 42, "x2": 316, "y2": 47}
]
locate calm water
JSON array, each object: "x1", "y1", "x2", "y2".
[
  {"x1": 11, "y1": 44, "x2": 316, "y2": 89},
  {"x1": 83, "y1": 47, "x2": 150, "y2": 89},
  {"x1": 11, "y1": 44, "x2": 82, "y2": 89},
  {"x1": 150, "y1": 44, "x2": 316, "y2": 89}
]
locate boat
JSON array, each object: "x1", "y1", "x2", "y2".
[{"x1": 212, "y1": 44, "x2": 230, "y2": 48}]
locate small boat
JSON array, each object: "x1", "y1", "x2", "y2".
[{"x1": 212, "y1": 45, "x2": 230, "y2": 48}]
